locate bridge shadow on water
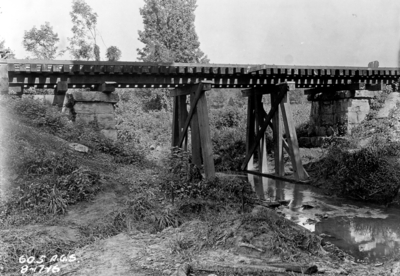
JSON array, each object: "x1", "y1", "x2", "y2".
[{"x1": 243, "y1": 174, "x2": 400, "y2": 263}]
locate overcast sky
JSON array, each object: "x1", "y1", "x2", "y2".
[{"x1": 0, "y1": 0, "x2": 399, "y2": 67}]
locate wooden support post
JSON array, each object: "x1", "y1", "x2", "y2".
[
  {"x1": 271, "y1": 93, "x2": 284, "y2": 176},
  {"x1": 196, "y1": 91, "x2": 215, "y2": 179},
  {"x1": 0, "y1": 62, "x2": 9, "y2": 94},
  {"x1": 190, "y1": 92, "x2": 202, "y2": 168},
  {"x1": 53, "y1": 81, "x2": 68, "y2": 107},
  {"x1": 280, "y1": 93, "x2": 307, "y2": 180},
  {"x1": 255, "y1": 94, "x2": 268, "y2": 173},
  {"x1": 178, "y1": 95, "x2": 188, "y2": 150},
  {"x1": 246, "y1": 94, "x2": 256, "y2": 170},
  {"x1": 171, "y1": 96, "x2": 180, "y2": 147}
]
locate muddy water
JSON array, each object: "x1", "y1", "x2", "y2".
[{"x1": 245, "y1": 174, "x2": 400, "y2": 263}]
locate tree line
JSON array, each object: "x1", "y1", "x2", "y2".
[{"x1": 0, "y1": 0, "x2": 208, "y2": 64}]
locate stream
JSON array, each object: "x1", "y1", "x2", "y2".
[{"x1": 245, "y1": 174, "x2": 400, "y2": 264}]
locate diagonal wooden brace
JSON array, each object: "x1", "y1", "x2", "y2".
[{"x1": 241, "y1": 82, "x2": 294, "y2": 171}]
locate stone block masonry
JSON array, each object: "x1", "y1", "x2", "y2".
[
  {"x1": 300, "y1": 90, "x2": 379, "y2": 147},
  {"x1": 64, "y1": 91, "x2": 119, "y2": 141}
]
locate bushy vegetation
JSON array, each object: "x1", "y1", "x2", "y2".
[
  {"x1": 115, "y1": 89, "x2": 172, "y2": 150},
  {"x1": 5, "y1": 96, "x2": 71, "y2": 134},
  {"x1": 3, "y1": 146, "x2": 101, "y2": 219},
  {"x1": 311, "y1": 139, "x2": 400, "y2": 204},
  {"x1": 160, "y1": 147, "x2": 256, "y2": 213},
  {"x1": 210, "y1": 105, "x2": 248, "y2": 171}
]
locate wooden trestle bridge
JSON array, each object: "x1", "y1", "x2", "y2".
[{"x1": 1, "y1": 59, "x2": 399, "y2": 182}]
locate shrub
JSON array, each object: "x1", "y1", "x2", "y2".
[
  {"x1": 9, "y1": 148, "x2": 78, "y2": 177},
  {"x1": 312, "y1": 139, "x2": 400, "y2": 204},
  {"x1": 161, "y1": 147, "x2": 202, "y2": 202},
  {"x1": 6, "y1": 97, "x2": 70, "y2": 134},
  {"x1": 5, "y1": 148, "x2": 101, "y2": 216},
  {"x1": 150, "y1": 208, "x2": 181, "y2": 231},
  {"x1": 115, "y1": 96, "x2": 172, "y2": 149},
  {"x1": 214, "y1": 138, "x2": 246, "y2": 172},
  {"x1": 211, "y1": 106, "x2": 242, "y2": 129},
  {"x1": 296, "y1": 121, "x2": 310, "y2": 138},
  {"x1": 58, "y1": 168, "x2": 101, "y2": 204},
  {"x1": 209, "y1": 106, "x2": 249, "y2": 172},
  {"x1": 160, "y1": 147, "x2": 255, "y2": 207}
]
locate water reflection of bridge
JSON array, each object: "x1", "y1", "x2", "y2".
[{"x1": 316, "y1": 217, "x2": 400, "y2": 263}]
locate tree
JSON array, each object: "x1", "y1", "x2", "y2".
[
  {"x1": 368, "y1": 60, "x2": 379, "y2": 68},
  {"x1": 0, "y1": 40, "x2": 15, "y2": 59},
  {"x1": 136, "y1": 0, "x2": 209, "y2": 112},
  {"x1": 137, "y1": 0, "x2": 209, "y2": 63},
  {"x1": 23, "y1": 22, "x2": 65, "y2": 59},
  {"x1": 68, "y1": 0, "x2": 100, "y2": 60},
  {"x1": 106, "y1": 46, "x2": 122, "y2": 61}
]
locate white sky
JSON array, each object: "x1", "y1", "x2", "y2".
[{"x1": 0, "y1": 0, "x2": 399, "y2": 67}]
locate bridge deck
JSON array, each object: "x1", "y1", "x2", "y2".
[{"x1": 3, "y1": 59, "x2": 399, "y2": 89}]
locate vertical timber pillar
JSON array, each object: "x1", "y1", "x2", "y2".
[
  {"x1": 196, "y1": 87, "x2": 215, "y2": 179},
  {"x1": 178, "y1": 95, "x2": 188, "y2": 151},
  {"x1": 271, "y1": 92, "x2": 284, "y2": 176},
  {"x1": 171, "y1": 96, "x2": 180, "y2": 147},
  {"x1": 54, "y1": 81, "x2": 68, "y2": 108},
  {"x1": 255, "y1": 94, "x2": 268, "y2": 174},
  {"x1": 0, "y1": 61, "x2": 9, "y2": 95},
  {"x1": 246, "y1": 94, "x2": 256, "y2": 170},
  {"x1": 280, "y1": 93, "x2": 306, "y2": 180}
]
